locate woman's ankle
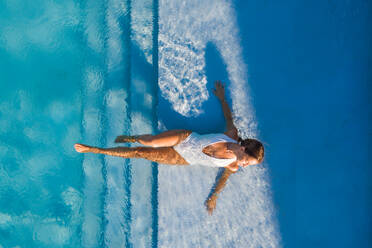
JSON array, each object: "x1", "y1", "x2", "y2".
[{"x1": 89, "y1": 147, "x2": 100, "y2": 153}]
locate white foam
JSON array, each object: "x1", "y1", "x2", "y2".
[
  {"x1": 158, "y1": 0, "x2": 280, "y2": 247},
  {"x1": 159, "y1": 33, "x2": 208, "y2": 116}
]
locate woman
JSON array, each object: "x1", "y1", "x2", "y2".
[{"x1": 74, "y1": 81, "x2": 264, "y2": 214}]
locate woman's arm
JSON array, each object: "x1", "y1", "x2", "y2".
[
  {"x1": 205, "y1": 166, "x2": 236, "y2": 215},
  {"x1": 213, "y1": 81, "x2": 238, "y2": 131}
]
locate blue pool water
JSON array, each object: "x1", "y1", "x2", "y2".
[
  {"x1": 0, "y1": 0, "x2": 157, "y2": 247},
  {"x1": 1, "y1": 0, "x2": 371, "y2": 247},
  {"x1": 233, "y1": 0, "x2": 371, "y2": 247}
]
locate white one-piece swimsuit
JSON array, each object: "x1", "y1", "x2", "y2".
[{"x1": 173, "y1": 132, "x2": 238, "y2": 167}]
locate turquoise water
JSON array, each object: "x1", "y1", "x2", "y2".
[
  {"x1": 0, "y1": 0, "x2": 157, "y2": 247},
  {"x1": 1, "y1": 0, "x2": 371, "y2": 247}
]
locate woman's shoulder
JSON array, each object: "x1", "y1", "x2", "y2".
[{"x1": 225, "y1": 161, "x2": 239, "y2": 172}]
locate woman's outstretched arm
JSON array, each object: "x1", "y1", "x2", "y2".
[
  {"x1": 205, "y1": 166, "x2": 236, "y2": 215},
  {"x1": 212, "y1": 81, "x2": 238, "y2": 132}
]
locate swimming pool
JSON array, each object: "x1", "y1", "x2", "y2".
[
  {"x1": 0, "y1": 0, "x2": 157, "y2": 247},
  {"x1": 1, "y1": 0, "x2": 371, "y2": 247}
]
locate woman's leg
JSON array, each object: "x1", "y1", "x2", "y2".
[
  {"x1": 115, "y1": 129, "x2": 192, "y2": 147},
  {"x1": 74, "y1": 143, "x2": 189, "y2": 165}
]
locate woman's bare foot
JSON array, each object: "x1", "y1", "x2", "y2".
[{"x1": 74, "y1": 143, "x2": 93, "y2": 153}]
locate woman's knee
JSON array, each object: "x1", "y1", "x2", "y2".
[
  {"x1": 137, "y1": 129, "x2": 192, "y2": 147},
  {"x1": 137, "y1": 134, "x2": 154, "y2": 146},
  {"x1": 175, "y1": 130, "x2": 192, "y2": 145}
]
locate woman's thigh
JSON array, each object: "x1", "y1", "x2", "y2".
[
  {"x1": 141, "y1": 129, "x2": 192, "y2": 147},
  {"x1": 135, "y1": 146, "x2": 190, "y2": 165}
]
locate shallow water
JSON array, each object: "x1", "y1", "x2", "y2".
[
  {"x1": 0, "y1": 0, "x2": 157, "y2": 247},
  {"x1": 157, "y1": 0, "x2": 280, "y2": 247}
]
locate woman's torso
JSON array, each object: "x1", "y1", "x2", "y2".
[
  {"x1": 172, "y1": 132, "x2": 238, "y2": 167},
  {"x1": 202, "y1": 142, "x2": 235, "y2": 159}
]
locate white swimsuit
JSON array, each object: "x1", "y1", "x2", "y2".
[{"x1": 173, "y1": 132, "x2": 238, "y2": 167}]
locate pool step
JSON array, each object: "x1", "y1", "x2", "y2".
[
  {"x1": 102, "y1": 0, "x2": 132, "y2": 246},
  {"x1": 81, "y1": 0, "x2": 158, "y2": 247},
  {"x1": 81, "y1": 0, "x2": 107, "y2": 246},
  {"x1": 129, "y1": 0, "x2": 158, "y2": 246}
]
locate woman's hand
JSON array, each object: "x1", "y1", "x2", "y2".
[
  {"x1": 205, "y1": 194, "x2": 218, "y2": 215},
  {"x1": 213, "y1": 80, "x2": 225, "y2": 101}
]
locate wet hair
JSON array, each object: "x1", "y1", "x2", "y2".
[{"x1": 237, "y1": 137, "x2": 264, "y2": 163}]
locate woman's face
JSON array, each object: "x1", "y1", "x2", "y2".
[{"x1": 236, "y1": 146, "x2": 259, "y2": 167}]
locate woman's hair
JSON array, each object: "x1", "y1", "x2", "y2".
[{"x1": 237, "y1": 137, "x2": 264, "y2": 163}]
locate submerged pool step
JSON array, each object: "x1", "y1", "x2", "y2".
[
  {"x1": 81, "y1": 0, "x2": 107, "y2": 246},
  {"x1": 129, "y1": 0, "x2": 158, "y2": 246},
  {"x1": 81, "y1": 0, "x2": 158, "y2": 247},
  {"x1": 102, "y1": 0, "x2": 132, "y2": 247}
]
